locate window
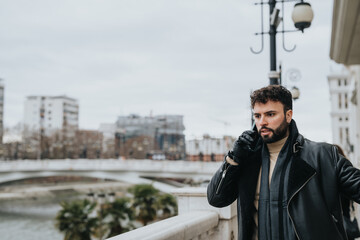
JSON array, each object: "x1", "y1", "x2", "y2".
[
  {"x1": 345, "y1": 94, "x2": 348, "y2": 109},
  {"x1": 339, "y1": 117, "x2": 342, "y2": 121},
  {"x1": 338, "y1": 79, "x2": 341, "y2": 86},
  {"x1": 344, "y1": 79, "x2": 348, "y2": 86},
  {"x1": 338, "y1": 94, "x2": 342, "y2": 109},
  {"x1": 339, "y1": 128, "x2": 343, "y2": 143}
]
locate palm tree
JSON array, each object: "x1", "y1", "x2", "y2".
[
  {"x1": 128, "y1": 184, "x2": 159, "y2": 226},
  {"x1": 55, "y1": 199, "x2": 99, "y2": 240},
  {"x1": 157, "y1": 193, "x2": 178, "y2": 219},
  {"x1": 101, "y1": 198, "x2": 135, "y2": 238}
]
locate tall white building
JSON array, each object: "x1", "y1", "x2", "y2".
[
  {"x1": 328, "y1": 71, "x2": 357, "y2": 165},
  {"x1": 24, "y1": 95, "x2": 79, "y2": 136}
]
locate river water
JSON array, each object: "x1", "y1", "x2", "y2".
[
  {"x1": 0, "y1": 182, "x2": 131, "y2": 240},
  {"x1": 0, "y1": 179, "x2": 175, "y2": 240},
  {"x1": 0, "y1": 200, "x2": 64, "y2": 240}
]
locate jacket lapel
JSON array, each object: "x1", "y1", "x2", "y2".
[{"x1": 288, "y1": 155, "x2": 316, "y2": 198}]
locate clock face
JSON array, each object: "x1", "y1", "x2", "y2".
[{"x1": 286, "y1": 69, "x2": 301, "y2": 82}]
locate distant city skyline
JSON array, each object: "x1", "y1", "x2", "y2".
[{"x1": 0, "y1": 0, "x2": 336, "y2": 142}]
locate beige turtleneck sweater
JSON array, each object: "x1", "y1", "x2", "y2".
[{"x1": 252, "y1": 136, "x2": 288, "y2": 240}]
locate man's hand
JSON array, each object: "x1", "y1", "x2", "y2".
[{"x1": 227, "y1": 130, "x2": 260, "y2": 165}]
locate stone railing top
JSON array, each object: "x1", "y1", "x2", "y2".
[
  {"x1": 106, "y1": 187, "x2": 238, "y2": 240},
  {"x1": 107, "y1": 210, "x2": 219, "y2": 240},
  {"x1": 171, "y1": 187, "x2": 207, "y2": 196},
  {"x1": 171, "y1": 187, "x2": 237, "y2": 220}
]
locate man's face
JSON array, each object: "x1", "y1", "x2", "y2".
[{"x1": 253, "y1": 100, "x2": 292, "y2": 143}]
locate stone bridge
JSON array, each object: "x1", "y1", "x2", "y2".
[{"x1": 0, "y1": 159, "x2": 220, "y2": 192}]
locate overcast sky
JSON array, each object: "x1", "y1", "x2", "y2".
[{"x1": 0, "y1": 0, "x2": 337, "y2": 142}]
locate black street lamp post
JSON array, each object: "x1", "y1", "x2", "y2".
[
  {"x1": 251, "y1": 0, "x2": 314, "y2": 85},
  {"x1": 269, "y1": 0, "x2": 278, "y2": 85}
]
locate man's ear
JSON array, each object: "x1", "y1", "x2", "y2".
[{"x1": 286, "y1": 110, "x2": 293, "y2": 123}]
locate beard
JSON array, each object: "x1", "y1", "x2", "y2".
[{"x1": 259, "y1": 118, "x2": 289, "y2": 144}]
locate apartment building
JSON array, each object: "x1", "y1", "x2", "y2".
[
  {"x1": 328, "y1": 71, "x2": 357, "y2": 165},
  {"x1": 24, "y1": 95, "x2": 79, "y2": 136},
  {"x1": 115, "y1": 114, "x2": 186, "y2": 159}
]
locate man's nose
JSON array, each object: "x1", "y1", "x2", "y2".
[{"x1": 258, "y1": 116, "x2": 267, "y2": 126}]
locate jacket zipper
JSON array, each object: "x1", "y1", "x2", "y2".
[
  {"x1": 331, "y1": 214, "x2": 338, "y2": 223},
  {"x1": 287, "y1": 172, "x2": 316, "y2": 240},
  {"x1": 215, "y1": 163, "x2": 230, "y2": 194}
]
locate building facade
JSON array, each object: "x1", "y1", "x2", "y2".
[
  {"x1": 24, "y1": 95, "x2": 79, "y2": 136},
  {"x1": 115, "y1": 114, "x2": 186, "y2": 160},
  {"x1": 98, "y1": 123, "x2": 117, "y2": 158},
  {"x1": 75, "y1": 130, "x2": 103, "y2": 159},
  {"x1": 23, "y1": 95, "x2": 79, "y2": 159},
  {"x1": 330, "y1": 0, "x2": 360, "y2": 168},
  {"x1": 330, "y1": 0, "x2": 360, "y2": 220},
  {"x1": 328, "y1": 70, "x2": 357, "y2": 165},
  {"x1": 186, "y1": 135, "x2": 235, "y2": 162}
]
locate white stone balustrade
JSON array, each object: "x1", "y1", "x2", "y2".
[{"x1": 107, "y1": 187, "x2": 238, "y2": 240}]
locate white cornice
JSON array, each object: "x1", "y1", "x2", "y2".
[{"x1": 330, "y1": 0, "x2": 360, "y2": 65}]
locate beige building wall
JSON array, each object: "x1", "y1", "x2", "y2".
[{"x1": 330, "y1": 0, "x2": 360, "y2": 221}]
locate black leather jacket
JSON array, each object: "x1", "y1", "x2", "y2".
[{"x1": 207, "y1": 124, "x2": 360, "y2": 240}]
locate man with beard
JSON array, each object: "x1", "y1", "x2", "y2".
[{"x1": 207, "y1": 85, "x2": 360, "y2": 240}]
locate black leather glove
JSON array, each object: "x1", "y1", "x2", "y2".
[{"x1": 228, "y1": 130, "x2": 260, "y2": 164}]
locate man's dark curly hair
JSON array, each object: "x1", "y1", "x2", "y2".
[{"x1": 250, "y1": 85, "x2": 292, "y2": 112}]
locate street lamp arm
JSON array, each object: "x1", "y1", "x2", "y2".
[
  {"x1": 254, "y1": 0, "x2": 298, "y2": 5},
  {"x1": 281, "y1": 0, "x2": 296, "y2": 52},
  {"x1": 254, "y1": 32, "x2": 269, "y2": 35},
  {"x1": 250, "y1": 35, "x2": 264, "y2": 54},
  {"x1": 279, "y1": 0, "x2": 299, "y2": 2},
  {"x1": 250, "y1": 0, "x2": 265, "y2": 54},
  {"x1": 278, "y1": 30, "x2": 301, "y2": 33},
  {"x1": 255, "y1": 29, "x2": 299, "y2": 35},
  {"x1": 282, "y1": 32, "x2": 296, "y2": 52}
]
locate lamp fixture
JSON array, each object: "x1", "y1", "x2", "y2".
[{"x1": 292, "y1": 1, "x2": 314, "y2": 33}]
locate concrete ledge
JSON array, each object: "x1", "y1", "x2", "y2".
[
  {"x1": 107, "y1": 211, "x2": 219, "y2": 240},
  {"x1": 107, "y1": 187, "x2": 238, "y2": 240},
  {"x1": 171, "y1": 187, "x2": 237, "y2": 220}
]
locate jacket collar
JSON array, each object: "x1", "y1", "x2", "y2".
[
  {"x1": 287, "y1": 120, "x2": 316, "y2": 198},
  {"x1": 286, "y1": 119, "x2": 305, "y2": 155}
]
